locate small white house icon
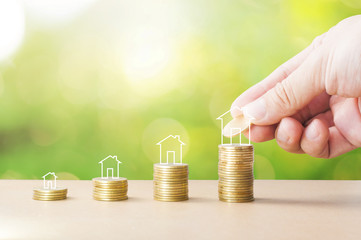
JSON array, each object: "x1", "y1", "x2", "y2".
[
  {"x1": 42, "y1": 172, "x2": 58, "y2": 189},
  {"x1": 98, "y1": 155, "x2": 122, "y2": 179},
  {"x1": 156, "y1": 135, "x2": 186, "y2": 164}
]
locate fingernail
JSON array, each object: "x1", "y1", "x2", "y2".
[
  {"x1": 231, "y1": 106, "x2": 243, "y2": 118},
  {"x1": 242, "y1": 98, "x2": 266, "y2": 121},
  {"x1": 305, "y1": 123, "x2": 319, "y2": 140}
]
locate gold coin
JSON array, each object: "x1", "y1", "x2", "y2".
[
  {"x1": 154, "y1": 188, "x2": 188, "y2": 192},
  {"x1": 33, "y1": 196, "x2": 67, "y2": 201},
  {"x1": 33, "y1": 191, "x2": 67, "y2": 195},
  {"x1": 93, "y1": 196, "x2": 128, "y2": 201},
  {"x1": 153, "y1": 163, "x2": 189, "y2": 201},
  {"x1": 153, "y1": 180, "x2": 188, "y2": 185},
  {"x1": 33, "y1": 187, "x2": 67, "y2": 193},
  {"x1": 219, "y1": 198, "x2": 254, "y2": 203},
  {"x1": 93, "y1": 177, "x2": 127, "y2": 182},
  {"x1": 154, "y1": 197, "x2": 188, "y2": 200},
  {"x1": 154, "y1": 163, "x2": 188, "y2": 168},
  {"x1": 92, "y1": 177, "x2": 128, "y2": 201},
  {"x1": 33, "y1": 187, "x2": 68, "y2": 201},
  {"x1": 154, "y1": 194, "x2": 188, "y2": 198},
  {"x1": 218, "y1": 144, "x2": 254, "y2": 203},
  {"x1": 219, "y1": 194, "x2": 253, "y2": 198},
  {"x1": 153, "y1": 185, "x2": 188, "y2": 189},
  {"x1": 93, "y1": 191, "x2": 127, "y2": 196},
  {"x1": 154, "y1": 195, "x2": 188, "y2": 199},
  {"x1": 154, "y1": 173, "x2": 188, "y2": 176},
  {"x1": 154, "y1": 175, "x2": 188, "y2": 178},
  {"x1": 154, "y1": 187, "x2": 188, "y2": 191},
  {"x1": 154, "y1": 196, "x2": 188, "y2": 202}
]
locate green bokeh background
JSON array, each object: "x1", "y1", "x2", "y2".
[{"x1": 1, "y1": 0, "x2": 360, "y2": 180}]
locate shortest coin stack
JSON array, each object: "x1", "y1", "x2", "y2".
[
  {"x1": 93, "y1": 177, "x2": 128, "y2": 201},
  {"x1": 153, "y1": 163, "x2": 189, "y2": 202},
  {"x1": 33, "y1": 187, "x2": 68, "y2": 201}
]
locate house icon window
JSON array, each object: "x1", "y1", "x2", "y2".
[
  {"x1": 156, "y1": 135, "x2": 186, "y2": 164},
  {"x1": 42, "y1": 172, "x2": 58, "y2": 189},
  {"x1": 98, "y1": 155, "x2": 122, "y2": 179}
]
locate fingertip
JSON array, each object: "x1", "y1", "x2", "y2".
[
  {"x1": 243, "y1": 125, "x2": 276, "y2": 143},
  {"x1": 230, "y1": 82, "x2": 268, "y2": 118},
  {"x1": 305, "y1": 119, "x2": 328, "y2": 140},
  {"x1": 301, "y1": 119, "x2": 330, "y2": 158},
  {"x1": 241, "y1": 98, "x2": 266, "y2": 124},
  {"x1": 275, "y1": 117, "x2": 304, "y2": 153},
  {"x1": 230, "y1": 104, "x2": 243, "y2": 118}
]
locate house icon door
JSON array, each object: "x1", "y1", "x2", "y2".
[
  {"x1": 46, "y1": 181, "x2": 53, "y2": 189},
  {"x1": 107, "y1": 168, "x2": 114, "y2": 178},
  {"x1": 167, "y1": 151, "x2": 175, "y2": 164}
]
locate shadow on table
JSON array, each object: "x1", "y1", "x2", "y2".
[
  {"x1": 256, "y1": 195, "x2": 361, "y2": 208},
  {"x1": 188, "y1": 197, "x2": 215, "y2": 203},
  {"x1": 123, "y1": 197, "x2": 144, "y2": 202}
]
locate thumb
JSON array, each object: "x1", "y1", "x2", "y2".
[{"x1": 242, "y1": 53, "x2": 325, "y2": 125}]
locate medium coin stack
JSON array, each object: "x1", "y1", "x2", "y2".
[
  {"x1": 93, "y1": 177, "x2": 128, "y2": 201},
  {"x1": 218, "y1": 144, "x2": 254, "y2": 203},
  {"x1": 153, "y1": 163, "x2": 188, "y2": 202},
  {"x1": 33, "y1": 187, "x2": 68, "y2": 201}
]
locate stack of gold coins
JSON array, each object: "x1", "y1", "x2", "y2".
[
  {"x1": 93, "y1": 177, "x2": 128, "y2": 201},
  {"x1": 218, "y1": 144, "x2": 254, "y2": 203},
  {"x1": 153, "y1": 163, "x2": 188, "y2": 202},
  {"x1": 33, "y1": 187, "x2": 68, "y2": 201}
]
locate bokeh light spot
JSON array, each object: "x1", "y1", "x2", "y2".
[
  {"x1": 122, "y1": 27, "x2": 173, "y2": 81},
  {"x1": 56, "y1": 172, "x2": 79, "y2": 180},
  {"x1": 23, "y1": 0, "x2": 96, "y2": 26},
  {"x1": 0, "y1": 0, "x2": 24, "y2": 62},
  {"x1": 333, "y1": 155, "x2": 361, "y2": 180},
  {"x1": 1, "y1": 170, "x2": 23, "y2": 179}
]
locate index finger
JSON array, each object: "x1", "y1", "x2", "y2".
[{"x1": 231, "y1": 41, "x2": 317, "y2": 118}]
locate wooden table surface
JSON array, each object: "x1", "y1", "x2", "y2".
[{"x1": 0, "y1": 180, "x2": 360, "y2": 240}]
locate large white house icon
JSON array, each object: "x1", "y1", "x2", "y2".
[
  {"x1": 98, "y1": 155, "x2": 122, "y2": 179},
  {"x1": 42, "y1": 172, "x2": 57, "y2": 189},
  {"x1": 156, "y1": 135, "x2": 185, "y2": 164}
]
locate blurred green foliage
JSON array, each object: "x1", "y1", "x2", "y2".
[{"x1": 0, "y1": 0, "x2": 360, "y2": 180}]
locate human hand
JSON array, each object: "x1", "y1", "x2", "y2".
[{"x1": 231, "y1": 15, "x2": 361, "y2": 158}]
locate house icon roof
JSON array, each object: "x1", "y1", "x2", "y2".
[
  {"x1": 156, "y1": 135, "x2": 186, "y2": 145},
  {"x1": 217, "y1": 106, "x2": 243, "y2": 120},
  {"x1": 98, "y1": 155, "x2": 122, "y2": 164},
  {"x1": 42, "y1": 172, "x2": 57, "y2": 179}
]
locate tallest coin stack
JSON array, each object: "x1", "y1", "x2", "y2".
[{"x1": 218, "y1": 144, "x2": 254, "y2": 202}]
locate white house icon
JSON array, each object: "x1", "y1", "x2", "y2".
[
  {"x1": 156, "y1": 135, "x2": 186, "y2": 164},
  {"x1": 98, "y1": 155, "x2": 122, "y2": 179},
  {"x1": 217, "y1": 106, "x2": 250, "y2": 145},
  {"x1": 42, "y1": 172, "x2": 58, "y2": 189}
]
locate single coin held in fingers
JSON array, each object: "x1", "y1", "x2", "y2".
[{"x1": 223, "y1": 114, "x2": 251, "y2": 137}]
